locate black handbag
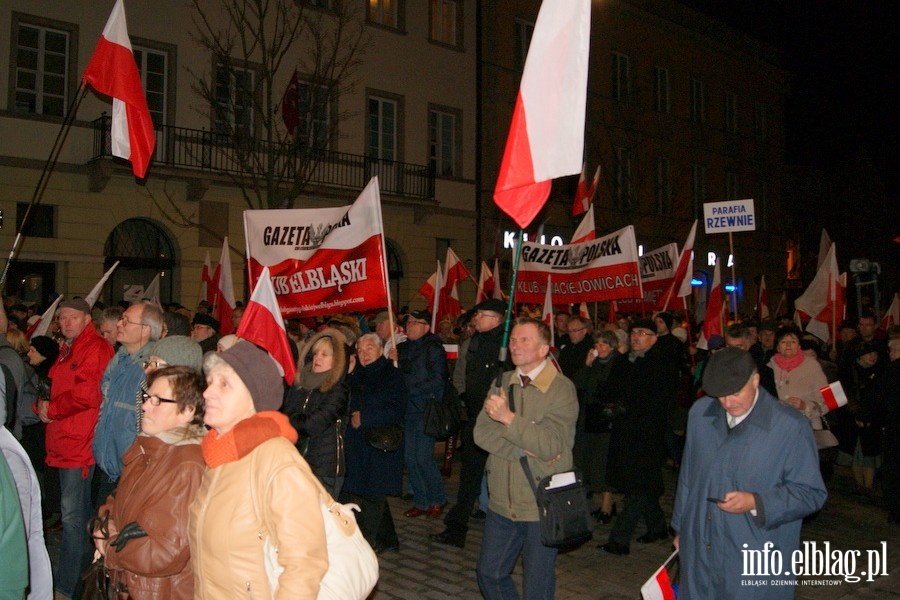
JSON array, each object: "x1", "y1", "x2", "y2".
[
  {"x1": 424, "y1": 381, "x2": 462, "y2": 439},
  {"x1": 520, "y1": 456, "x2": 593, "y2": 549},
  {"x1": 365, "y1": 424, "x2": 403, "y2": 452}
]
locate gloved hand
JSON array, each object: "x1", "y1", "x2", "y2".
[{"x1": 111, "y1": 522, "x2": 148, "y2": 552}]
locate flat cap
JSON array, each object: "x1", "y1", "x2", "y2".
[{"x1": 703, "y1": 347, "x2": 757, "y2": 397}]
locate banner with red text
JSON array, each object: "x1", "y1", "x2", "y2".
[
  {"x1": 617, "y1": 243, "x2": 678, "y2": 311},
  {"x1": 244, "y1": 177, "x2": 389, "y2": 318},
  {"x1": 514, "y1": 225, "x2": 642, "y2": 304}
]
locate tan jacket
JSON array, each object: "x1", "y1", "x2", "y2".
[
  {"x1": 474, "y1": 362, "x2": 578, "y2": 521},
  {"x1": 101, "y1": 427, "x2": 205, "y2": 600},
  {"x1": 189, "y1": 436, "x2": 328, "y2": 599}
]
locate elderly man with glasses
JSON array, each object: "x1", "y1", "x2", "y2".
[{"x1": 93, "y1": 301, "x2": 165, "y2": 508}]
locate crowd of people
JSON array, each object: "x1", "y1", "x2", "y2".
[{"x1": 0, "y1": 291, "x2": 897, "y2": 599}]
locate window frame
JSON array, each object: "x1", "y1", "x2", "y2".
[
  {"x1": 514, "y1": 18, "x2": 535, "y2": 71},
  {"x1": 429, "y1": 0, "x2": 462, "y2": 48},
  {"x1": 366, "y1": 92, "x2": 402, "y2": 162},
  {"x1": 690, "y1": 77, "x2": 706, "y2": 123},
  {"x1": 611, "y1": 52, "x2": 631, "y2": 101},
  {"x1": 724, "y1": 90, "x2": 738, "y2": 134},
  {"x1": 428, "y1": 104, "x2": 461, "y2": 178},
  {"x1": 654, "y1": 66, "x2": 670, "y2": 114},
  {"x1": 295, "y1": 78, "x2": 333, "y2": 154},
  {"x1": 9, "y1": 13, "x2": 79, "y2": 120},
  {"x1": 367, "y1": 0, "x2": 403, "y2": 30},
  {"x1": 212, "y1": 59, "x2": 259, "y2": 140},
  {"x1": 655, "y1": 156, "x2": 671, "y2": 215},
  {"x1": 131, "y1": 38, "x2": 176, "y2": 129},
  {"x1": 691, "y1": 163, "x2": 707, "y2": 219}
]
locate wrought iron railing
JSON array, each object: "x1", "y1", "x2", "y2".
[{"x1": 91, "y1": 115, "x2": 435, "y2": 199}]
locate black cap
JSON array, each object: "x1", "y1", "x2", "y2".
[
  {"x1": 703, "y1": 347, "x2": 757, "y2": 397},
  {"x1": 474, "y1": 298, "x2": 506, "y2": 315},
  {"x1": 630, "y1": 318, "x2": 657, "y2": 333},
  {"x1": 408, "y1": 310, "x2": 431, "y2": 323},
  {"x1": 192, "y1": 313, "x2": 220, "y2": 331}
]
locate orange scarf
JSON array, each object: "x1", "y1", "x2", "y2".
[{"x1": 201, "y1": 411, "x2": 299, "y2": 468}]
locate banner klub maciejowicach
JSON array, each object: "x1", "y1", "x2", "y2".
[
  {"x1": 514, "y1": 225, "x2": 643, "y2": 304},
  {"x1": 617, "y1": 242, "x2": 679, "y2": 311},
  {"x1": 244, "y1": 177, "x2": 390, "y2": 318}
]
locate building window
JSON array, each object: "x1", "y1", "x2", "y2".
[
  {"x1": 16, "y1": 203, "x2": 55, "y2": 238},
  {"x1": 428, "y1": 107, "x2": 458, "y2": 177},
  {"x1": 724, "y1": 91, "x2": 738, "y2": 134},
  {"x1": 654, "y1": 67, "x2": 670, "y2": 114},
  {"x1": 214, "y1": 62, "x2": 256, "y2": 139},
  {"x1": 368, "y1": 0, "x2": 399, "y2": 28},
  {"x1": 514, "y1": 18, "x2": 535, "y2": 71},
  {"x1": 726, "y1": 170, "x2": 739, "y2": 200},
  {"x1": 755, "y1": 179, "x2": 767, "y2": 229},
  {"x1": 430, "y1": 0, "x2": 459, "y2": 47},
  {"x1": 13, "y1": 18, "x2": 73, "y2": 117},
  {"x1": 655, "y1": 157, "x2": 671, "y2": 215},
  {"x1": 691, "y1": 164, "x2": 707, "y2": 218},
  {"x1": 133, "y1": 46, "x2": 168, "y2": 127},
  {"x1": 611, "y1": 52, "x2": 631, "y2": 101},
  {"x1": 614, "y1": 147, "x2": 632, "y2": 208},
  {"x1": 367, "y1": 95, "x2": 397, "y2": 161},
  {"x1": 690, "y1": 77, "x2": 706, "y2": 123},
  {"x1": 754, "y1": 102, "x2": 767, "y2": 140},
  {"x1": 297, "y1": 80, "x2": 331, "y2": 153}
]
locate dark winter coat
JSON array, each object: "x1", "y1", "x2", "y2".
[
  {"x1": 836, "y1": 358, "x2": 884, "y2": 456},
  {"x1": 343, "y1": 356, "x2": 406, "y2": 496},
  {"x1": 462, "y1": 325, "x2": 509, "y2": 418},
  {"x1": 571, "y1": 351, "x2": 623, "y2": 434},
  {"x1": 397, "y1": 332, "x2": 447, "y2": 414},
  {"x1": 281, "y1": 329, "x2": 349, "y2": 483},
  {"x1": 605, "y1": 344, "x2": 679, "y2": 496}
]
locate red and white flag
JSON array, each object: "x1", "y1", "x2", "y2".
[
  {"x1": 82, "y1": 0, "x2": 155, "y2": 178},
  {"x1": 476, "y1": 261, "x2": 495, "y2": 303},
  {"x1": 27, "y1": 295, "x2": 64, "y2": 339},
  {"x1": 244, "y1": 177, "x2": 390, "y2": 318},
  {"x1": 882, "y1": 293, "x2": 899, "y2": 330},
  {"x1": 577, "y1": 302, "x2": 589, "y2": 320},
  {"x1": 819, "y1": 381, "x2": 848, "y2": 412},
  {"x1": 431, "y1": 260, "x2": 444, "y2": 331},
  {"x1": 697, "y1": 260, "x2": 724, "y2": 350},
  {"x1": 795, "y1": 243, "x2": 844, "y2": 342},
  {"x1": 281, "y1": 69, "x2": 300, "y2": 135},
  {"x1": 200, "y1": 251, "x2": 213, "y2": 305},
  {"x1": 657, "y1": 220, "x2": 697, "y2": 311},
  {"x1": 212, "y1": 238, "x2": 236, "y2": 335},
  {"x1": 236, "y1": 266, "x2": 296, "y2": 385},
  {"x1": 817, "y1": 229, "x2": 833, "y2": 270},
  {"x1": 758, "y1": 274, "x2": 770, "y2": 320},
  {"x1": 493, "y1": 0, "x2": 591, "y2": 228},
  {"x1": 571, "y1": 205, "x2": 596, "y2": 244},
  {"x1": 419, "y1": 267, "x2": 440, "y2": 308},
  {"x1": 444, "y1": 248, "x2": 472, "y2": 291},
  {"x1": 84, "y1": 260, "x2": 121, "y2": 308},
  {"x1": 571, "y1": 163, "x2": 600, "y2": 216},
  {"x1": 607, "y1": 300, "x2": 618, "y2": 325},
  {"x1": 641, "y1": 549, "x2": 678, "y2": 600},
  {"x1": 541, "y1": 274, "x2": 555, "y2": 348}
]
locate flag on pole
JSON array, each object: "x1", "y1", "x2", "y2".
[
  {"x1": 774, "y1": 290, "x2": 787, "y2": 318},
  {"x1": 758, "y1": 274, "x2": 770, "y2": 320},
  {"x1": 431, "y1": 260, "x2": 444, "y2": 332},
  {"x1": 82, "y1": 0, "x2": 155, "y2": 178},
  {"x1": 84, "y1": 261, "x2": 121, "y2": 308},
  {"x1": 200, "y1": 251, "x2": 213, "y2": 305},
  {"x1": 476, "y1": 261, "x2": 495, "y2": 303},
  {"x1": 570, "y1": 205, "x2": 596, "y2": 244},
  {"x1": 281, "y1": 69, "x2": 300, "y2": 135},
  {"x1": 697, "y1": 260, "x2": 724, "y2": 350},
  {"x1": 577, "y1": 302, "x2": 589, "y2": 320},
  {"x1": 641, "y1": 549, "x2": 678, "y2": 600},
  {"x1": 819, "y1": 381, "x2": 848, "y2": 412},
  {"x1": 541, "y1": 274, "x2": 555, "y2": 348},
  {"x1": 571, "y1": 163, "x2": 600, "y2": 217},
  {"x1": 493, "y1": 0, "x2": 591, "y2": 228},
  {"x1": 143, "y1": 272, "x2": 161, "y2": 306},
  {"x1": 882, "y1": 293, "x2": 899, "y2": 330},
  {"x1": 607, "y1": 300, "x2": 618, "y2": 324},
  {"x1": 795, "y1": 243, "x2": 844, "y2": 342},
  {"x1": 817, "y1": 229, "x2": 833, "y2": 270},
  {"x1": 236, "y1": 267, "x2": 296, "y2": 385},
  {"x1": 212, "y1": 237, "x2": 236, "y2": 335},
  {"x1": 27, "y1": 295, "x2": 64, "y2": 339},
  {"x1": 418, "y1": 268, "x2": 439, "y2": 308},
  {"x1": 443, "y1": 248, "x2": 472, "y2": 291},
  {"x1": 657, "y1": 220, "x2": 697, "y2": 311}
]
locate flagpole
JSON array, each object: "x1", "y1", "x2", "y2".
[
  {"x1": 497, "y1": 230, "x2": 525, "y2": 369},
  {"x1": 372, "y1": 177, "x2": 399, "y2": 364},
  {"x1": 728, "y1": 231, "x2": 738, "y2": 319},
  {"x1": 0, "y1": 83, "x2": 88, "y2": 290}
]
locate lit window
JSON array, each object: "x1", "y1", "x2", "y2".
[
  {"x1": 430, "y1": 0, "x2": 458, "y2": 46},
  {"x1": 369, "y1": 0, "x2": 398, "y2": 28}
]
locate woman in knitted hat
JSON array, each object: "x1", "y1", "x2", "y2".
[
  {"x1": 94, "y1": 366, "x2": 206, "y2": 599},
  {"x1": 281, "y1": 328, "x2": 349, "y2": 498},
  {"x1": 189, "y1": 340, "x2": 328, "y2": 598}
]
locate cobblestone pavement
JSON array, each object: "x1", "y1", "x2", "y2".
[{"x1": 46, "y1": 462, "x2": 900, "y2": 599}]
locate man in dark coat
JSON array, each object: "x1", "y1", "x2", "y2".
[
  {"x1": 557, "y1": 315, "x2": 593, "y2": 378},
  {"x1": 671, "y1": 347, "x2": 826, "y2": 598},
  {"x1": 601, "y1": 318, "x2": 679, "y2": 555},
  {"x1": 431, "y1": 298, "x2": 510, "y2": 548}
]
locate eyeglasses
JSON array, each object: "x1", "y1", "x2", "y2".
[
  {"x1": 118, "y1": 316, "x2": 147, "y2": 328},
  {"x1": 631, "y1": 330, "x2": 657, "y2": 337},
  {"x1": 141, "y1": 392, "x2": 178, "y2": 406},
  {"x1": 142, "y1": 360, "x2": 169, "y2": 370}
]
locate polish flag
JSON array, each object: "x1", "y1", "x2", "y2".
[
  {"x1": 882, "y1": 293, "x2": 899, "y2": 330},
  {"x1": 571, "y1": 205, "x2": 596, "y2": 244},
  {"x1": 444, "y1": 248, "x2": 472, "y2": 291},
  {"x1": 819, "y1": 381, "x2": 848, "y2": 412},
  {"x1": 641, "y1": 549, "x2": 678, "y2": 600},
  {"x1": 571, "y1": 164, "x2": 600, "y2": 216},
  {"x1": 212, "y1": 237, "x2": 236, "y2": 335},
  {"x1": 236, "y1": 266, "x2": 296, "y2": 384},
  {"x1": 281, "y1": 69, "x2": 300, "y2": 135},
  {"x1": 577, "y1": 302, "x2": 590, "y2": 320},
  {"x1": 27, "y1": 295, "x2": 64, "y2": 339},
  {"x1": 493, "y1": 0, "x2": 591, "y2": 228},
  {"x1": 418, "y1": 267, "x2": 439, "y2": 308},
  {"x1": 795, "y1": 243, "x2": 844, "y2": 342},
  {"x1": 82, "y1": 0, "x2": 155, "y2": 178},
  {"x1": 758, "y1": 274, "x2": 770, "y2": 320},
  {"x1": 697, "y1": 260, "x2": 724, "y2": 350},
  {"x1": 430, "y1": 261, "x2": 444, "y2": 331},
  {"x1": 657, "y1": 220, "x2": 697, "y2": 311},
  {"x1": 476, "y1": 261, "x2": 495, "y2": 303},
  {"x1": 200, "y1": 251, "x2": 213, "y2": 305},
  {"x1": 84, "y1": 261, "x2": 121, "y2": 308},
  {"x1": 541, "y1": 274, "x2": 555, "y2": 348}
]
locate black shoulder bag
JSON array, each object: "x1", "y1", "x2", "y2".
[{"x1": 519, "y1": 456, "x2": 593, "y2": 549}]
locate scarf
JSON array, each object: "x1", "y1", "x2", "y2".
[
  {"x1": 773, "y1": 351, "x2": 805, "y2": 372},
  {"x1": 201, "y1": 411, "x2": 298, "y2": 468},
  {"x1": 298, "y1": 365, "x2": 329, "y2": 391}
]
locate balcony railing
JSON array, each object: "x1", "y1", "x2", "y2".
[{"x1": 91, "y1": 115, "x2": 435, "y2": 200}]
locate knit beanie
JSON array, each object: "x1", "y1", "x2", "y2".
[
  {"x1": 217, "y1": 340, "x2": 284, "y2": 412},
  {"x1": 29, "y1": 335, "x2": 60, "y2": 365},
  {"x1": 149, "y1": 335, "x2": 203, "y2": 373}
]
